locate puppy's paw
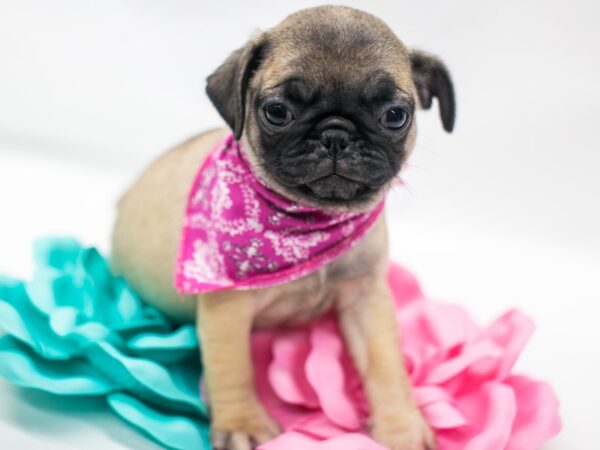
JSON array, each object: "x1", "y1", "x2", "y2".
[
  {"x1": 211, "y1": 402, "x2": 281, "y2": 450},
  {"x1": 371, "y1": 408, "x2": 437, "y2": 450}
]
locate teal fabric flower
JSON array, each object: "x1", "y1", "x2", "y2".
[{"x1": 0, "y1": 238, "x2": 210, "y2": 450}]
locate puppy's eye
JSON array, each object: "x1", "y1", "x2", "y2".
[
  {"x1": 380, "y1": 107, "x2": 409, "y2": 130},
  {"x1": 264, "y1": 103, "x2": 293, "y2": 126}
]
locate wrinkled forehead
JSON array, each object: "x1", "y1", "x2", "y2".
[
  {"x1": 254, "y1": 22, "x2": 416, "y2": 99},
  {"x1": 257, "y1": 72, "x2": 415, "y2": 110}
]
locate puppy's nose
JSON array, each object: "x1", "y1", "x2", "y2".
[{"x1": 320, "y1": 129, "x2": 350, "y2": 159}]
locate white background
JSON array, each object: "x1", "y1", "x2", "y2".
[{"x1": 0, "y1": 0, "x2": 599, "y2": 448}]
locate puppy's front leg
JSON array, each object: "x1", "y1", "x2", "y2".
[
  {"x1": 338, "y1": 278, "x2": 436, "y2": 450},
  {"x1": 197, "y1": 291, "x2": 280, "y2": 450}
]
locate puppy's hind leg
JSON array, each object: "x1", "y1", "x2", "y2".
[
  {"x1": 338, "y1": 278, "x2": 437, "y2": 450},
  {"x1": 197, "y1": 291, "x2": 280, "y2": 450}
]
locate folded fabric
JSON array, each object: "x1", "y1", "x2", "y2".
[
  {"x1": 176, "y1": 132, "x2": 384, "y2": 294},
  {"x1": 0, "y1": 238, "x2": 561, "y2": 449}
]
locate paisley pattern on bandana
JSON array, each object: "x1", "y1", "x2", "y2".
[{"x1": 175, "y1": 134, "x2": 384, "y2": 294}]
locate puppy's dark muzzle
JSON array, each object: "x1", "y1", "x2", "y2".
[{"x1": 273, "y1": 117, "x2": 394, "y2": 202}]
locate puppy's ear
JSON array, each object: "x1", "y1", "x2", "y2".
[
  {"x1": 410, "y1": 50, "x2": 456, "y2": 132},
  {"x1": 206, "y1": 35, "x2": 266, "y2": 139}
]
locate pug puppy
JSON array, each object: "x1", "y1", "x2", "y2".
[{"x1": 111, "y1": 6, "x2": 454, "y2": 450}]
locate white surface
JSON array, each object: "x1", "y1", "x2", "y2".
[{"x1": 0, "y1": 0, "x2": 599, "y2": 449}]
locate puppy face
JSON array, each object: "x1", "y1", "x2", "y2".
[{"x1": 206, "y1": 6, "x2": 455, "y2": 210}]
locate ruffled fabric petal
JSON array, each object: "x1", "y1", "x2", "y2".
[
  {"x1": 0, "y1": 238, "x2": 561, "y2": 450},
  {"x1": 505, "y1": 376, "x2": 562, "y2": 450},
  {"x1": 0, "y1": 239, "x2": 209, "y2": 450},
  {"x1": 252, "y1": 263, "x2": 561, "y2": 449},
  {"x1": 0, "y1": 336, "x2": 116, "y2": 395},
  {"x1": 259, "y1": 431, "x2": 388, "y2": 450},
  {"x1": 305, "y1": 320, "x2": 361, "y2": 430},
  {"x1": 107, "y1": 393, "x2": 210, "y2": 450},
  {"x1": 268, "y1": 329, "x2": 319, "y2": 408}
]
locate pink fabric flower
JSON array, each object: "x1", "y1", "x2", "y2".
[{"x1": 250, "y1": 263, "x2": 561, "y2": 449}]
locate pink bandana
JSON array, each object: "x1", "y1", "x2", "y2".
[{"x1": 175, "y1": 134, "x2": 384, "y2": 294}]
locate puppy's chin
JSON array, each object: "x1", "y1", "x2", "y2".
[
  {"x1": 276, "y1": 176, "x2": 386, "y2": 212},
  {"x1": 297, "y1": 175, "x2": 373, "y2": 203}
]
